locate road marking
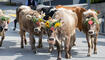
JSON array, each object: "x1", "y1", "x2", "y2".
[{"x1": 8, "y1": 14, "x2": 16, "y2": 17}]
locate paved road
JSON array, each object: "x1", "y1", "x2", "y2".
[{"x1": 0, "y1": 4, "x2": 105, "y2": 60}]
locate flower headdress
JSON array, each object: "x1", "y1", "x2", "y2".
[
  {"x1": 85, "y1": 17, "x2": 98, "y2": 25},
  {"x1": 0, "y1": 16, "x2": 10, "y2": 24},
  {"x1": 32, "y1": 16, "x2": 43, "y2": 26},
  {"x1": 45, "y1": 20, "x2": 61, "y2": 31}
]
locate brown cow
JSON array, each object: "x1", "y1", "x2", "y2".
[
  {"x1": 18, "y1": 7, "x2": 43, "y2": 53},
  {"x1": 0, "y1": 9, "x2": 10, "y2": 47},
  {"x1": 46, "y1": 8, "x2": 78, "y2": 60},
  {"x1": 82, "y1": 9, "x2": 101, "y2": 56}
]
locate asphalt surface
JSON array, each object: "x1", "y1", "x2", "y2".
[{"x1": 0, "y1": 3, "x2": 105, "y2": 60}]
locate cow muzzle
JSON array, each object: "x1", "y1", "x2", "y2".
[
  {"x1": 34, "y1": 28, "x2": 41, "y2": 33},
  {"x1": 0, "y1": 26, "x2": 3, "y2": 32},
  {"x1": 88, "y1": 30, "x2": 95, "y2": 35},
  {"x1": 4, "y1": 28, "x2": 8, "y2": 31},
  {"x1": 48, "y1": 37, "x2": 56, "y2": 45}
]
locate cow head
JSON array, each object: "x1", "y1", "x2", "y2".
[
  {"x1": 43, "y1": 19, "x2": 62, "y2": 46},
  {"x1": 26, "y1": 11, "x2": 44, "y2": 33},
  {"x1": 83, "y1": 9, "x2": 101, "y2": 35},
  {"x1": 0, "y1": 16, "x2": 10, "y2": 32}
]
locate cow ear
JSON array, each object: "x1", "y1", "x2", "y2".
[
  {"x1": 26, "y1": 15, "x2": 32, "y2": 20},
  {"x1": 91, "y1": 9, "x2": 100, "y2": 15}
]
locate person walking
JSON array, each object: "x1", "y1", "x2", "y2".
[{"x1": 26, "y1": 0, "x2": 38, "y2": 9}]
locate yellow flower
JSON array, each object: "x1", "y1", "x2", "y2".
[
  {"x1": 38, "y1": 18, "x2": 43, "y2": 22},
  {"x1": 54, "y1": 22, "x2": 61, "y2": 28},
  {"x1": 45, "y1": 21, "x2": 50, "y2": 28}
]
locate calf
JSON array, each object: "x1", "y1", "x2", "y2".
[
  {"x1": 0, "y1": 10, "x2": 10, "y2": 46},
  {"x1": 18, "y1": 7, "x2": 43, "y2": 53},
  {"x1": 46, "y1": 8, "x2": 78, "y2": 60},
  {"x1": 82, "y1": 9, "x2": 101, "y2": 56}
]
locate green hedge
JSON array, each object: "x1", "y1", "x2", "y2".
[{"x1": 90, "y1": 0, "x2": 105, "y2": 3}]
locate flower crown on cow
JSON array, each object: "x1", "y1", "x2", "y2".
[
  {"x1": 45, "y1": 20, "x2": 61, "y2": 31},
  {"x1": 85, "y1": 17, "x2": 98, "y2": 25},
  {"x1": 32, "y1": 16, "x2": 43, "y2": 26},
  {"x1": 0, "y1": 16, "x2": 10, "y2": 24}
]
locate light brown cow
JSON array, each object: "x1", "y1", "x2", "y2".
[
  {"x1": 18, "y1": 7, "x2": 43, "y2": 53},
  {"x1": 0, "y1": 9, "x2": 10, "y2": 47},
  {"x1": 37, "y1": 5, "x2": 87, "y2": 47},
  {"x1": 46, "y1": 8, "x2": 78, "y2": 60},
  {"x1": 82, "y1": 9, "x2": 101, "y2": 56}
]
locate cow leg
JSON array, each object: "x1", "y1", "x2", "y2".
[
  {"x1": 13, "y1": 19, "x2": 17, "y2": 31},
  {"x1": 86, "y1": 34, "x2": 92, "y2": 56},
  {"x1": 23, "y1": 32, "x2": 27, "y2": 45},
  {"x1": 91, "y1": 37, "x2": 94, "y2": 49},
  {"x1": 48, "y1": 44, "x2": 54, "y2": 53},
  {"x1": 37, "y1": 33, "x2": 43, "y2": 48},
  {"x1": 56, "y1": 41, "x2": 62, "y2": 60},
  {"x1": 65, "y1": 36, "x2": 72, "y2": 59},
  {"x1": 20, "y1": 30, "x2": 25, "y2": 48},
  {"x1": 94, "y1": 35, "x2": 98, "y2": 54},
  {"x1": 0, "y1": 36, "x2": 5, "y2": 47},
  {"x1": 72, "y1": 33, "x2": 76, "y2": 46},
  {"x1": 29, "y1": 33, "x2": 37, "y2": 54}
]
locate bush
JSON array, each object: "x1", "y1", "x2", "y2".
[{"x1": 90, "y1": 0, "x2": 105, "y2": 3}]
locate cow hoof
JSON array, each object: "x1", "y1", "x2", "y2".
[
  {"x1": 48, "y1": 50, "x2": 52, "y2": 53},
  {"x1": 21, "y1": 46, "x2": 24, "y2": 48},
  {"x1": 94, "y1": 52, "x2": 97, "y2": 54},
  {"x1": 87, "y1": 54, "x2": 91, "y2": 57},
  {"x1": 65, "y1": 54, "x2": 72, "y2": 59},
  {"x1": 48, "y1": 48, "x2": 53, "y2": 53},
  {"x1": 33, "y1": 49, "x2": 37, "y2": 54},
  {"x1": 24, "y1": 39, "x2": 27, "y2": 45},
  {"x1": 13, "y1": 28, "x2": 16, "y2": 31},
  {"x1": 57, "y1": 58, "x2": 61, "y2": 60},
  {"x1": 37, "y1": 45, "x2": 43, "y2": 48},
  {"x1": 73, "y1": 44, "x2": 76, "y2": 46},
  {"x1": 0, "y1": 44, "x2": 2, "y2": 47},
  {"x1": 0, "y1": 42, "x2": 2, "y2": 47}
]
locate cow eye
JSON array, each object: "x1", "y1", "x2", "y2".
[
  {"x1": 50, "y1": 30, "x2": 53, "y2": 33},
  {"x1": 86, "y1": 16, "x2": 90, "y2": 18}
]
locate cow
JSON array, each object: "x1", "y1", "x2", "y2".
[
  {"x1": 13, "y1": 5, "x2": 31, "y2": 31},
  {"x1": 13, "y1": 5, "x2": 47, "y2": 49},
  {"x1": 82, "y1": 9, "x2": 101, "y2": 56},
  {"x1": 36, "y1": 5, "x2": 87, "y2": 51},
  {"x1": 0, "y1": 9, "x2": 10, "y2": 47},
  {"x1": 18, "y1": 6, "x2": 44, "y2": 53},
  {"x1": 45, "y1": 8, "x2": 78, "y2": 60}
]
